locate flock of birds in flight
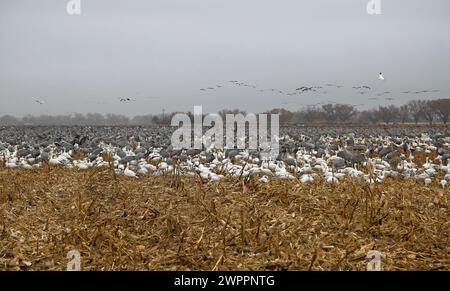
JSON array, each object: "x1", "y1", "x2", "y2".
[
  {"x1": 197, "y1": 73, "x2": 441, "y2": 107},
  {"x1": 33, "y1": 73, "x2": 441, "y2": 108},
  {"x1": 117, "y1": 93, "x2": 160, "y2": 103},
  {"x1": 34, "y1": 92, "x2": 159, "y2": 106}
]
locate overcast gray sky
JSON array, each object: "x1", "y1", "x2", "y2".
[{"x1": 0, "y1": 0, "x2": 449, "y2": 116}]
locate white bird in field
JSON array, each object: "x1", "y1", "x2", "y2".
[
  {"x1": 300, "y1": 174, "x2": 314, "y2": 184},
  {"x1": 210, "y1": 173, "x2": 223, "y2": 182},
  {"x1": 159, "y1": 161, "x2": 169, "y2": 171},
  {"x1": 5, "y1": 159, "x2": 18, "y2": 169},
  {"x1": 49, "y1": 157, "x2": 62, "y2": 166},
  {"x1": 378, "y1": 72, "x2": 385, "y2": 80},
  {"x1": 75, "y1": 160, "x2": 90, "y2": 170},
  {"x1": 137, "y1": 166, "x2": 148, "y2": 175},
  {"x1": 124, "y1": 163, "x2": 136, "y2": 177},
  {"x1": 259, "y1": 175, "x2": 269, "y2": 183},
  {"x1": 20, "y1": 160, "x2": 33, "y2": 170},
  {"x1": 325, "y1": 175, "x2": 339, "y2": 184}
]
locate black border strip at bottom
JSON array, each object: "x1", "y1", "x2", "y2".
[{"x1": 0, "y1": 270, "x2": 443, "y2": 289}]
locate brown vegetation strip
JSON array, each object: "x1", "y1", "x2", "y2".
[{"x1": 0, "y1": 167, "x2": 448, "y2": 270}]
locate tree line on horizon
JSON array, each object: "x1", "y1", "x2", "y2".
[{"x1": 0, "y1": 99, "x2": 449, "y2": 126}]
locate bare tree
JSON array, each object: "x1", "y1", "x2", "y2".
[
  {"x1": 407, "y1": 100, "x2": 426, "y2": 124},
  {"x1": 105, "y1": 114, "x2": 130, "y2": 126},
  {"x1": 376, "y1": 105, "x2": 399, "y2": 124},
  {"x1": 422, "y1": 101, "x2": 435, "y2": 125},
  {"x1": 1, "y1": 99, "x2": 447, "y2": 126},
  {"x1": 356, "y1": 110, "x2": 375, "y2": 124},
  {"x1": 0, "y1": 115, "x2": 21, "y2": 125},
  {"x1": 398, "y1": 105, "x2": 410, "y2": 124},
  {"x1": 303, "y1": 107, "x2": 322, "y2": 123},
  {"x1": 334, "y1": 104, "x2": 355, "y2": 123},
  {"x1": 131, "y1": 114, "x2": 156, "y2": 126},
  {"x1": 430, "y1": 99, "x2": 450, "y2": 124},
  {"x1": 270, "y1": 108, "x2": 294, "y2": 124},
  {"x1": 365, "y1": 109, "x2": 380, "y2": 124},
  {"x1": 218, "y1": 109, "x2": 246, "y2": 120},
  {"x1": 322, "y1": 104, "x2": 337, "y2": 122}
]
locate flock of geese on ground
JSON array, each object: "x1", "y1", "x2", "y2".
[{"x1": 1, "y1": 131, "x2": 449, "y2": 189}]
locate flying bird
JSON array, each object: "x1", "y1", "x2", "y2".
[
  {"x1": 296, "y1": 86, "x2": 314, "y2": 92},
  {"x1": 378, "y1": 72, "x2": 385, "y2": 80},
  {"x1": 35, "y1": 100, "x2": 44, "y2": 105},
  {"x1": 325, "y1": 84, "x2": 343, "y2": 88},
  {"x1": 376, "y1": 91, "x2": 391, "y2": 96}
]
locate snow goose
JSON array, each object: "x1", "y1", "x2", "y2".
[
  {"x1": 300, "y1": 174, "x2": 314, "y2": 184},
  {"x1": 124, "y1": 163, "x2": 137, "y2": 177}
]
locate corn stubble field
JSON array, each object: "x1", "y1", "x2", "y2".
[{"x1": 0, "y1": 154, "x2": 449, "y2": 271}]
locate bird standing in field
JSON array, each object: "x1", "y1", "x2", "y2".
[{"x1": 124, "y1": 163, "x2": 137, "y2": 177}]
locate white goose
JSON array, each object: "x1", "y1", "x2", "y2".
[
  {"x1": 300, "y1": 174, "x2": 314, "y2": 183},
  {"x1": 20, "y1": 160, "x2": 33, "y2": 170},
  {"x1": 6, "y1": 158, "x2": 18, "y2": 169},
  {"x1": 124, "y1": 163, "x2": 137, "y2": 178}
]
